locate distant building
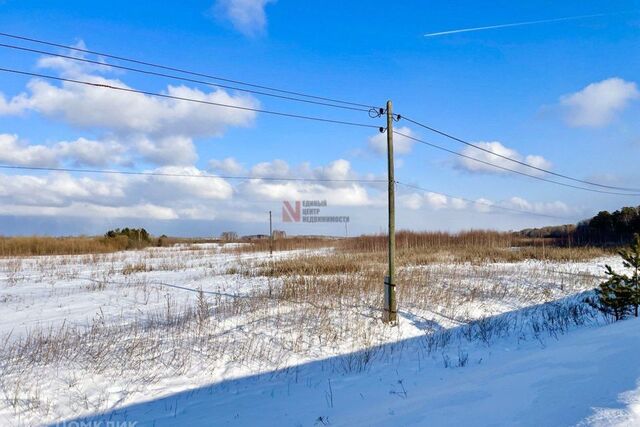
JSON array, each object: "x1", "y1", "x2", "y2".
[
  {"x1": 241, "y1": 234, "x2": 269, "y2": 241},
  {"x1": 272, "y1": 230, "x2": 287, "y2": 239}
]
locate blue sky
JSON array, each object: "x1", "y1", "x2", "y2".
[{"x1": 0, "y1": 0, "x2": 639, "y2": 236}]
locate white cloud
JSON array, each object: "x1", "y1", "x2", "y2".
[
  {"x1": 242, "y1": 158, "x2": 375, "y2": 206},
  {"x1": 0, "y1": 202, "x2": 179, "y2": 220},
  {"x1": 0, "y1": 134, "x2": 128, "y2": 168},
  {"x1": 241, "y1": 180, "x2": 371, "y2": 206},
  {"x1": 399, "y1": 191, "x2": 467, "y2": 211},
  {"x1": 425, "y1": 192, "x2": 447, "y2": 210},
  {"x1": 213, "y1": 0, "x2": 275, "y2": 37},
  {"x1": 36, "y1": 40, "x2": 110, "y2": 78},
  {"x1": 55, "y1": 137, "x2": 127, "y2": 167},
  {"x1": 130, "y1": 135, "x2": 197, "y2": 166},
  {"x1": 450, "y1": 197, "x2": 468, "y2": 210},
  {"x1": 400, "y1": 193, "x2": 423, "y2": 210},
  {"x1": 16, "y1": 78, "x2": 258, "y2": 139},
  {"x1": 311, "y1": 159, "x2": 353, "y2": 181},
  {"x1": 560, "y1": 78, "x2": 639, "y2": 127},
  {"x1": 456, "y1": 141, "x2": 552, "y2": 176},
  {"x1": 0, "y1": 92, "x2": 30, "y2": 115},
  {"x1": 133, "y1": 166, "x2": 234, "y2": 201},
  {"x1": 0, "y1": 134, "x2": 59, "y2": 167},
  {"x1": 368, "y1": 126, "x2": 417, "y2": 156},
  {"x1": 0, "y1": 158, "x2": 383, "y2": 222},
  {"x1": 501, "y1": 197, "x2": 570, "y2": 216},
  {"x1": 0, "y1": 47, "x2": 260, "y2": 167},
  {"x1": 0, "y1": 173, "x2": 124, "y2": 207},
  {"x1": 209, "y1": 157, "x2": 245, "y2": 175},
  {"x1": 251, "y1": 159, "x2": 290, "y2": 178},
  {"x1": 474, "y1": 198, "x2": 493, "y2": 213}
]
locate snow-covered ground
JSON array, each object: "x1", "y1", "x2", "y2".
[
  {"x1": 61, "y1": 315, "x2": 640, "y2": 427},
  {"x1": 0, "y1": 244, "x2": 636, "y2": 426}
]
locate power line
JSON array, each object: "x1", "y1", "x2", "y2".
[
  {"x1": 0, "y1": 42, "x2": 373, "y2": 113},
  {"x1": 393, "y1": 130, "x2": 640, "y2": 197},
  {"x1": 401, "y1": 115, "x2": 640, "y2": 193},
  {"x1": 0, "y1": 164, "x2": 386, "y2": 184},
  {"x1": 395, "y1": 180, "x2": 574, "y2": 220},
  {"x1": 0, "y1": 67, "x2": 381, "y2": 130},
  {"x1": 0, "y1": 31, "x2": 376, "y2": 110}
]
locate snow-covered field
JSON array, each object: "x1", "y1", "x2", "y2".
[{"x1": 0, "y1": 244, "x2": 637, "y2": 426}]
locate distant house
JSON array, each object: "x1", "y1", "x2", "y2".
[
  {"x1": 241, "y1": 234, "x2": 269, "y2": 241},
  {"x1": 272, "y1": 230, "x2": 287, "y2": 239}
]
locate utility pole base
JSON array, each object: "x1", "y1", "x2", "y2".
[{"x1": 383, "y1": 275, "x2": 397, "y2": 324}]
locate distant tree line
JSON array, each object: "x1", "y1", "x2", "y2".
[{"x1": 520, "y1": 206, "x2": 640, "y2": 247}]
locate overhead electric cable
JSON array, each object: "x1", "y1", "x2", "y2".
[
  {"x1": 0, "y1": 164, "x2": 386, "y2": 184},
  {"x1": 0, "y1": 42, "x2": 372, "y2": 113},
  {"x1": 0, "y1": 31, "x2": 378, "y2": 110},
  {"x1": 0, "y1": 67, "x2": 380, "y2": 129},
  {"x1": 401, "y1": 115, "x2": 640, "y2": 193},
  {"x1": 393, "y1": 130, "x2": 640, "y2": 197}
]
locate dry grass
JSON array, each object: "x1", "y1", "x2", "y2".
[
  {"x1": 339, "y1": 230, "x2": 518, "y2": 253},
  {"x1": 230, "y1": 231, "x2": 610, "y2": 265},
  {"x1": 0, "y1": 236, "x2": 221, "y2": 257},
  {"x1": 228, "y1": 236, "x2": 340, "y2": 253},
  {"x1": 0, "y1": 236, "x2": 133, "y2": 257},
  {"x1": 235, "y1": 245, "x2": 607, "y2": 281}
]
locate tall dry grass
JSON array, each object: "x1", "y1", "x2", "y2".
[
  {"x1": 0, "y1": 235, "x2": 222, "y2": 257},
  {"x1": 229, "y1": 236, "x2": 339, "y2": 253},
  {"x1": 231, "y1": 231, "x2": 609, "y2": 268},
  {"x1": 0, "y1": 236, "x2": 134, "y2": 257},
  {"x1": 340, "y1": 230, "x2": 518, "y2": 252}
]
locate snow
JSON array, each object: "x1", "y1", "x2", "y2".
[
  {"x1": 0, "y1": 244, "x2": 637, "y2": 426},
  {"x1": 55, "y1": 315, "x2": 640, "y2": 427},
  {"x1": 0, "y1": 244, "x2": 328, "y2": 340}
]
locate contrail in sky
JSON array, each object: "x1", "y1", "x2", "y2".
[{"x1": 424, "y1": 11, "x2": 634, "y2": 37}]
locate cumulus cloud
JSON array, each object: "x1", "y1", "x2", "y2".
[
  {"x1": 36, "y1": 40, "x2": 110, "y2": 78},
  {"x1": 368, "y1": 126, "x2": 417, "y2": 156},
  {"x1": 0, "y1": 91, "x2": 30, "y2": 115},
  {"x1": 213, "y1": 0, "x2": 275, "y2": 37},
  {"x1": 0, "y1": 202, "x2": 179, "y2": 220},
  {"x1": 209, "y1": 157, "x2": 245, "y2": 175},
  {"x1": 15, "y1": 78, "x2": 258, "y2": 139},
  {"x1": 251, "y1": 159, "x2": 290, "y2": 178},
  {"x1": 310, "y1": 159, "x2": 354, "y2": 181},
  {"x1": 398, "y1": 189, "x2": 569, "y2": 218},
  {"x1": 399, "y1": 191, "x2": 466, "y2": 211},
  {"x1": 456, "y1": 141, "x2": 552, "y2": 176},
  {"x1": 0, "y1": 46, "x2": 260, "y2": 167},
  {"x1": 55, "y1": 137, "x2": 127, "y2": 167},
  {"x1": 0, "y1": 134, "x2": 126, "y2": 167},
  {"x1": 501, "y1": 197, "x2": 570, "y2": 216},
  {"x1": 425, "y1": 192, "x2": 447, "y2": 210},
  {"x1": 0, "y1": 158, "x2": 382, "y2": 221},
  {"x1": 560, "y1": 78, "x2": 639, "y2": 127},
  {"x1": 0, "y1": 134, "x2": 59, "y2": 167},
  {"x1": 242, "y1": 158, "x2": 376, "y2": 206},
  {"x1": 0, "y1": 173, "x2": 124, "y2": 207}
]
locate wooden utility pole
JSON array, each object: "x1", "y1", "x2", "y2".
[
  {"x1": 269, "y1": 210, "x2": 273, "y2": 256},
  {"x1": 384, "y1": 100, "x2": 397, "y2": 323}
]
